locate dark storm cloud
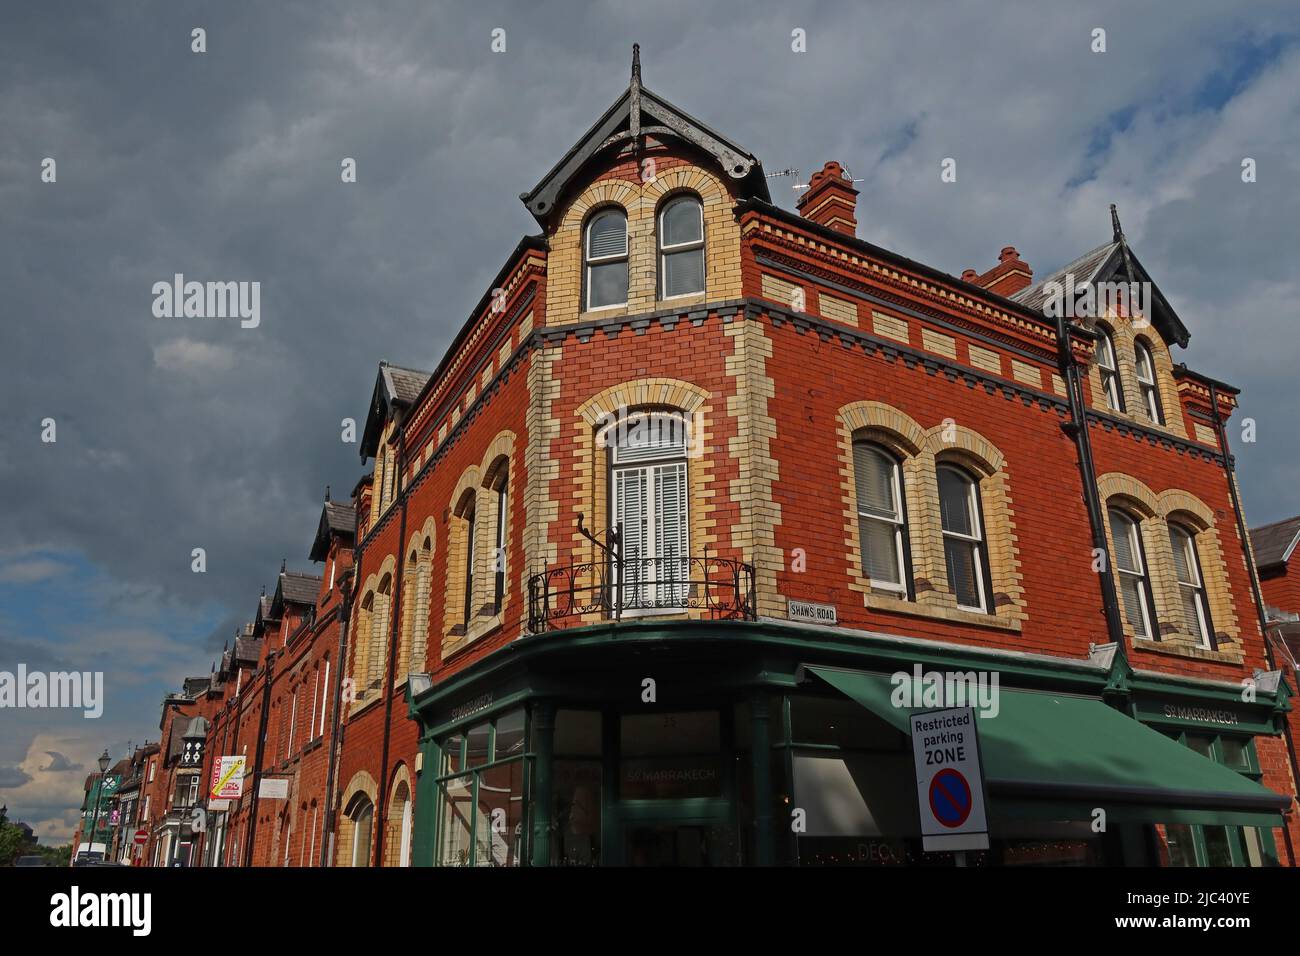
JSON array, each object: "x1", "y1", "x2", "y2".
[{"x1": 1, "y1": 0, "x2": 1299, "y2": 837}]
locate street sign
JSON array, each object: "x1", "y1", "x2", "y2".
[
  {"x1": 133, "y1": 828, "x2": 148, "y2": 846},
  {"x1": 258, "y1": 776, "x2": 289, "y2": 799},
  {"x1": 909, "y1": 706, "x2": 990, "y2": 853}
]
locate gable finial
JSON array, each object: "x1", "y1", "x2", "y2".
[
  {"x1": 280, "y1": 558, "x2": 287, "y2": 574},
  {"x1": 325, "y1": 484, "x2": 331, "y2": 502},
  {"x1": 629, "y1": 44, "x2": 643, "y2": 155},
  {"x1": 1110, "y1": 203, "x2": 1124, "y2": 242}
]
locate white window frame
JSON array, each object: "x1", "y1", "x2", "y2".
[
  {"x1": 1135, "y1": 341, "x2": 1163, "y2": 423},
  {"x1": 853, "y1": 443, "x2": 908, "y2": 594},
  {"x1": 609, "y1": 412, "x2": 690, "y2": 613},
  {"x1": 1110, "y1": 508, "x2": 1154, "y2": 640},
  {"x1": 658, "y1": 196, "x2": 705, "y2": 300},
  {"x1": 317, "y1": 660, "x2": 330, "y2": 738},
  {"x1": 1097, "y1": 331, "x2": 1123, "y2": 412},
  {"x1": 1170, "y1": 524, "x2": 1211, "y2": 648},
  {"x1": 937, "y1": 465, "x2": 989, "y2": 612},
  {"x1": 584, "y1": 209, "x2": 629, "y2": 311}
]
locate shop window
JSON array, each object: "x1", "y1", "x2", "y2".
[
  {"x1": 1108, "y1": 507, "x2": 1156, "y2": 639},
  {"x1": 1096, "y1": 326, "x2": 1125, "y2": 412},
  {"x1": 1169, "y1": 522, "x2": 1213, "y2": 649},
  {"x1": 852, "y1": 442, "x2": 909, "y2": 595},
  {"x1": 619, "y1": 710, "x2": 721, "y2": 799},
  {"x1": 937, "y1": 463, "x2": 992, "y2": 612},
  {"x1": 553, "y1": 710, "x2": 602, "y2": 867},
  {"x1": 585, "y1": 208, "x2": 629, "y2": 310},
  {"x1": 659, "y1": 195, "x2": 705, "y2": 299},
  {"x1": 1134, "y1": 339, "x2": 1164, "y2": 424},
  {"x1": 1156, "y1": 732, "x2": 1277, "y2": 867},
  {"x1": 608, "y1": 410, "x2": 690, "y2": 611},
  {"x1": 433, "y1": 708, "x2": 529, "y2": 867}
]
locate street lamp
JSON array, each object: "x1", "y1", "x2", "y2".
[{"x1": 85, "y1": 748, "x2": 110, "y2": 862}]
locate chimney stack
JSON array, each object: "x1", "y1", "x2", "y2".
[
  {"x1": 796, "y1": 161, "x2": 858, "y2": 237},
  {"x1": 963, "y1": 246, "x2": 1033, "y2": 297}
]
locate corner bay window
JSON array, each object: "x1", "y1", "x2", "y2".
[
  {"x1": 937, "y1": 464, "x2": 991, "y2": 612},
  {"x1": 609, "y1": 411, "x2": 689, "y2": 610},
  {"x1": 585, "y1": 208, "x2": 628, "y2": 310},
  {"x1": 659, "y1": 196, "x2": 705, "y2": 298},
  {"x1": 1109, "y1": 508, "x2": 1155, "y2": 639},
  {"x1": 435, "y1": 709, "x2": 527, "y2": 867}
]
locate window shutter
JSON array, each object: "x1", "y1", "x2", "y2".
[
  {"x1": 654, "y1": 462, "x2": 689, "y2": 604},
  {"x1": 853, "y1": 444, "x2": 896, "y2": 518},
  {"x1": 938, "y1": 468, "x2": 973, "y2": 535},
  {"x1": 1109, "y1": 512, "x2": 1138, "y2": 572},
  {"x1": 588, "y1": 212, "x2": 627, "y2": 258},
  {"x1": 615, "y1": 467, "x2": 647, "y2": 606}
]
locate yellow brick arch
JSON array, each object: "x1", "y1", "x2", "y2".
[
  {"x1": 336, "y1": 769, "x2": 379, "y2": 867},
  {"x1": 838, "y1": 401, "x2": 926, "y2": 456},
  {"x1": 1156, "y1": 488, "x2": 1215, "y2": 530},
  {"x1": 1097, "y1": 472, "x2": 1160, "y2": 518},
  {"x1": 920, "y1": 422, "x2": 1006, "y2": 475}
]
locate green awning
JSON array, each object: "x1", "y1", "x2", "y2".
[{"x1": 803, "y1": 666, "x2": 1288, "y2": 829}]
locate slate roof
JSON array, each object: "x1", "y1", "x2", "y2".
[
  {"x1": 1010, "y1": 236, "x2": 1191, "y2": 349},
  {"x1": 360, "y1": 362, "x2": 433, "y2": 459},
  {"x1": 311, "y1": 499, "x2": 355, "y2": 562},
  {"x1": 278, "y1": 571, "x2": 322, "y2": 607},
  {"x1": 233, "y1": 637, "x2": 261, "y2": 664},
  {"x1": 1011, "y1": 241, "x2": 1118, "y2": 312},
  {"x1": 1251, "y1": 516, "x2": 1300, "y2": 571}
]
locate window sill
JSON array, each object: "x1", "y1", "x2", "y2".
[
  {"x1": 441, "y1": 613, "x2": 503, "y2": 660},
  {"x1": 1131, "y1": 635, "x2": 1244, "y2": 665},
  {"x1": 863, "y1": 591, "x2": 1021, "y2": 632},
  {"x1": 347, "y1": 691, "x2": 384, "y2": 720}
]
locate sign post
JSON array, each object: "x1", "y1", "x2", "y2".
[{"x1": 909, "y1": 706, "x2": 990, "y2": 857}]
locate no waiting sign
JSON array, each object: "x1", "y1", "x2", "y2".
[{"x1": 909, "y1": 706, "x2": 990, "y2": 852}]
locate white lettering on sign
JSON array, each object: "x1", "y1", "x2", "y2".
[
  {"x1": 1163, "y1": 704, "x2": 1240, "y2": 726},
  {"x1": 788, "y1": 600, "x2": 837, "y2": 625}
]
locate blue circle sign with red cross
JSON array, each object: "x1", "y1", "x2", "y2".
[{"x1": 928, "y1": 768, "x2": 973, "y2": 828}]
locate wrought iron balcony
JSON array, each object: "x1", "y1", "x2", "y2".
[{"x1": 527, "y1": 553, "x2": 756, "y2": 633}]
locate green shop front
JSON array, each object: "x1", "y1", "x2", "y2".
[{"x1": 407, "y1": 619, "x2": 1292, "y2": 867}]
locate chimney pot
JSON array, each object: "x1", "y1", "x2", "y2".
[
  {"x1": 999, "y1": 246, "x2": 1018, "y2": 263},
  {"x1": 961, "y1": 269, "x2": 978, "y2": 282}
]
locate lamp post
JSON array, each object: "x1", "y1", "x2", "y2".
[{"x1": 86, "y1": 749, "x2": 110, "y2": 861}]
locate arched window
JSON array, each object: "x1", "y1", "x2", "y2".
[
  {"x1": 489, "y1": 463, "x2": 509, "y2": 614},
  {"x1": 585, "y1": 208, "x2": 628, "y2": 310},
  {"x1": 454, "y1": 489, "x2": 480, "y2": 632},
  {"x1": 1169, "y1": 523, "x2": 1213, "y2": 648},
  {"x1": 1097, "y1": 327, "x2": 1124, "y2": 412},
  {"x1": 1134, "y1": 340, "x2": 1164, "y2": 424},
  {"x1": 659, "y1": 196, "x2": 705, "y2": 298},
  {"x1": 346, "y1": 795, "x2": 374, "y2": 868},
  {"x1": 937, "y1": 464, "x2": 991, "y2": 612},
  {"x1": 410, "y1": 538, "x2": 432, "y2": 671},
  {"x1": 607, "y1": 410, "x2": 690, "y2": 609},
  {"x1": 369, "y1": 575, "x2": 392, "y2": 689},
  {"x1": 852, "y1": 442, "x2": 908, "y2": 594},
  {"x1": 1108, "y1": 508, "x2": 1154, "y2": 639}
]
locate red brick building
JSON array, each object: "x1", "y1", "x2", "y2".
[{"x1": 125, "y1": 49, "x2": 1299, "y2": 867}]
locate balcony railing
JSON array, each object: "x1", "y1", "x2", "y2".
[{"x1": 528, "y1": 553, "x2": 756, "y2": 633}]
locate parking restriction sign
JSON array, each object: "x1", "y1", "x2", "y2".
[{"x1": 910, "y1": 706, "x2": 990, "y2": 853}]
